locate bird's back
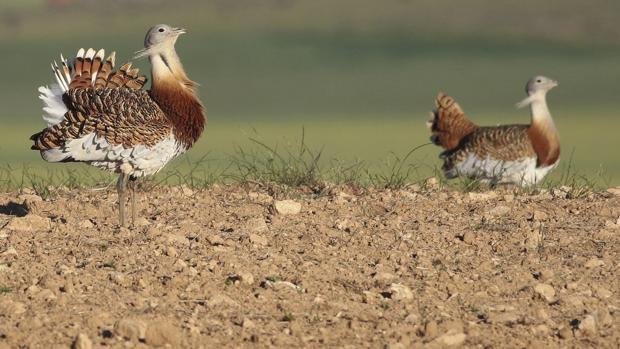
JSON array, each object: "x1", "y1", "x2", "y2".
[
  {"x1": 441, "y1": 124, "x2": 541, "y2": 184},
  {"x1": 31, "y1": 48, "x2": 179, "y2": 177}
]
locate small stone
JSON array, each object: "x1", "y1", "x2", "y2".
[
  {"x1": 208, "y1": 294, "x2": 238, "y2": 308},
  {"x1": 334, "y1": 218, "x2": 358, "y2": 232},
  {"x1": 467, "y1": 192, "x2": 497, "y2": 202},
  {"x1": 531, "y1": 210, "x2": 549, "y2": 221},
  {"x1": 535, "y1": 308, "x2": 550, "y2": 321},
  {"x1": 424, "y1": 321, "x2": 439, "y2": 338},
  {"x1": 436, "y1": 332, "x2": 467, "y2": 346},
  {"x1": 248, "y1": 191, "x2": 273, "y2": 203},
  {"x1": 181, "y1": 186, "x2": 194, "y2": 196},
  {"x1": 558, "y1": 326, "x2": 572, "y2": 339},
  {"x1": 578, "y1": 315, "x2": 596, "y2": 336},
  {"x1": 248, "y1": 233, "x2": 268, "y2": 246},
  {"x1": 404, "y1": 313, "x2": 419, "y2": 324},
  {"x1": 533, "y1": 324, "x2": 550, "y2": 336},
  {"x1": 78, "y1": 219, "x2": 94, "y2": 229},
  {"x1": 373, "y1": 272, "x2": 396, "y2": 287},
  {"x1": 424, "y1": 177, "x2": 439, "y2": 189},
  {"x1": 525, "y1": 229, "x2": 543, "y2": 249},
  {"x1": 37, "y1": 289, "x2": 57, "y2": 301},
  {"x1": 173, "y1": 259, "x2": 187, "y2": 271},
  {"x1": 72, "y1": 333, "x2": 93, "y2": 349},
  {"x1": 487, "y1": 205, "x2": 510, "y2": 217},
  {"x1": 239, "y1": 272, "x2": 255, "y2": 285},
  {"x1": 462, "y1": 231, "x2": 475, "y2": 244},
  {"x1": 242, "y1": 318, "x2": 255, "y2": 329},
  {"x1": 273, "y1": 281, "x2": 301, "y2": 292},
  {"x1": 144, "y1": 321, "x2": 181, "y2": 347},
  {"x1": 533, "y1": 283, "x2": 555, "y2": 303},
  {"x1": 245, "y1": 217, "x2": 268, "y2": 233},
  {"x1": 1, "y1": 247, "x2": 18, "y2": 257},
  {"x1": 594, "y1": 286, "x2": 613, "y2": 299},
  {"x1": 487, "y1": 312, "x2": 520, "y2": 325},
  {"x1": 584, "y1": 258, "x2": 604, "y2": 269},
  {"x1": 19, "y1": 193, "x2": 43, "y2": 204},
  {"x1": 109, "y1": 272, "x2": 126, "y2": 286},
  {"x1": 134, "y1": 217, "x2": 150, "y2": 227},
  {"x1": 114, "y1": 318, "x2": 146, "y2": 341},
  {"x1": 0, "y1": 299, "x2": 26, "y2": 315},
  {"x1": 606, "y1": 187, "x2": 620, "y2": 197},
  {"x1": 362, "y1": 291, "x2": 379, "y2": 304},
  {"x1": 207, "y1": 235, "x2": 226, "y2": 246},
  {"x1": 5, "y1": 215, "x2": 51, "y2": 232},
  {"x1": 273, "y1": 200, "x2": 302, "y2": 215},
  {"x1": 597, "y1": 309, "x2": 613, "y2": 327},
  {"x1": 388, "y1": 283, "x2": 413, "y2": 301},
  {"x1": 165, "y1": 246, "x2": 178, "y2": 258},
  {"x1": 535, "y1": 269, "x2": 554, "y2": 282}
]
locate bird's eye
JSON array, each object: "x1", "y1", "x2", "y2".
[
  {"x1": 158, "y1": 28, "x2": 165, "y2": 33},
  {"x1": 537, "y1": 79, "x2": 542, "y2": 83}
]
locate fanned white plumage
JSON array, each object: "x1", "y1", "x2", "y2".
[
  {"x1": 38, "y1": 84, "x2": 68, "y2": 127},
  {"x1": 38, "y1": 52, "x2": 74, "y2": 128}
]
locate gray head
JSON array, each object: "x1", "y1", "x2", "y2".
[
  {"x1": 135, "y1": 24, "x2": 186, "y2": 58},
  {"x1": 525, "y1": 75, "x2": 558, "y2": 95}
]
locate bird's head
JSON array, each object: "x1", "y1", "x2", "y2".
[
  {"x1": 134, "y1": 24, "x2": 186, "y2": 59},
  {"x1": 516, "y1": 75, "x2": 558, "y2": 108},
  {"x1": 525, "y1": 76, "x2": 558, "y2": 95}
]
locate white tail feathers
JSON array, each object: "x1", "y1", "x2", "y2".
[{"x1": 38, "y1": 85, "x2": 68, "y2": 127}]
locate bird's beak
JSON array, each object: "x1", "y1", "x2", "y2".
[
  {"x1": 551, "y1": 80, "x2": 559, "y2": 87},
  {"x1": 173, "y1": 27, "x2": 187, "y2": 35}
]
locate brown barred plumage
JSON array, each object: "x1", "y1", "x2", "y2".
[
  {"x1": 32, "y1": 88, "x2": 171, "y2": 151},
  {"x1": 441, "y1": 125, "x2": 536, "y2": 173}
]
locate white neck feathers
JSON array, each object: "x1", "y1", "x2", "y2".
[{"x1": 529, "y1": 92, "x2": 557, "y2": 132}]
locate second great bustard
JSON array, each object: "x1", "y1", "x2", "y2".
[
  {"x1": 427, "y1": 76, "x2": 560, "y2": 186},
  {"x1": 30, "y1": 24, "x2": 206, "y2": 227}
]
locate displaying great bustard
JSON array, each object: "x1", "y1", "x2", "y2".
[
  {"x1": 31, "y1": 24, "x2": 206, "y2": 227},
  {"x1": 427, "y1": 76, "x2": 560, "y2": 186}
]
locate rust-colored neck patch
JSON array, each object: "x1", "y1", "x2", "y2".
[
  {"x1": 150, "y1": 80, "x2": 205, "y2": 149},
  {"x1": 528, "y1": 118, "x2": 560, "y2": 167}
]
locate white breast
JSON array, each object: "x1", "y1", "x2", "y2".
[{"x1": 42, "y1": 133, "x2": 185, "y2": 177}]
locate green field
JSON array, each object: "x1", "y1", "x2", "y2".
[{"x1": 1, "y1": 0, "x2": 618, "y2": 188}]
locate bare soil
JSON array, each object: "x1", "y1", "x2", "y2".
[{"x1": 0, "y1": 184, "x2": 619, "y2": 349}]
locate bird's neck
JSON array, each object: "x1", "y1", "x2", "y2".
[
  {"x1": 527, "y1": 92, "x2": 560, "y2": 167},
  {"x1": 149, "y1": 50, "x2": 205, "y2": 149},
  {"x1": 150, "y1": 50, "x2": 193, "y2": 88}
]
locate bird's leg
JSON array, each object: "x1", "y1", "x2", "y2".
[
  {"x1": 129, "y1": 178, "x2": 137, "y2": 227},
  {"x1": 117, "y1": 173, "x2": 128, "y2": 228}
]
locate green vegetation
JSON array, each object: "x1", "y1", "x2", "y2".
[{"x1": 0, "y1": 0, "x2": 618, "y2": 190}]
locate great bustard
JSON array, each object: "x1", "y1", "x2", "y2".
[
  {"x1": 31, "y1": 24, "x2": 206, "y2": 227},
  {"x1": 427, "y1": 76, "x2": 560, "y2": 186}
]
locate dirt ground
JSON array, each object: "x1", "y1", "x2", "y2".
[{"x1": 0, "y1": 183, "x2": 619, "y2": 349}]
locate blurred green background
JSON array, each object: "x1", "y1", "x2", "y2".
[{"x1": 0, "y1": 0, "x2": 618, "y2": 186}]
